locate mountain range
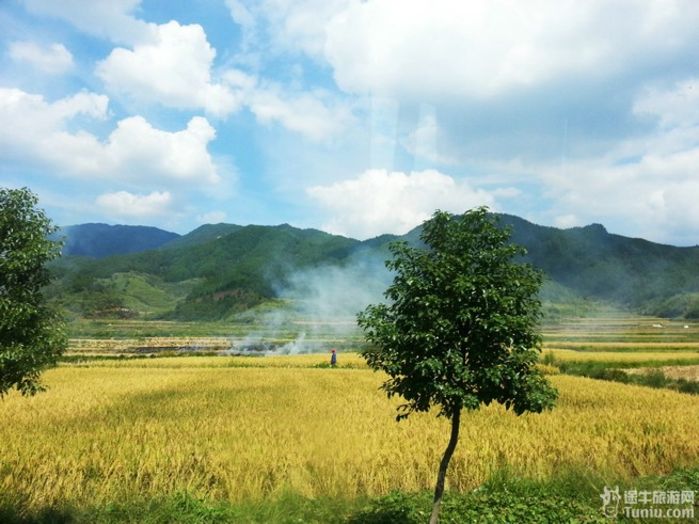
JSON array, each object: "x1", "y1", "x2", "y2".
[
  {"x1": 57, "y1": 223, "x2": 180, "y2": 258},
  {"x1": 48, "y1": 215, "x2": 699, "y2": 321}
]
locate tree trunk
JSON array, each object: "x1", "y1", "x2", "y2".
[{"x1": 429, "y1": 408, "x2": 461, "y2": 524}]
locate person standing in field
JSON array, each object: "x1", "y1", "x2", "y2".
[{"x1": 330, "y1": 349, "x2": 337, "y2": 367}]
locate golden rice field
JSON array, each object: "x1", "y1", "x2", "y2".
[
  {"x1": 2, "y1": 356, "x2": 699, "y2": 512},
  {"x1": 68, "y1": 337, "x2": 233, "y2": 353},
  {"x1": 544, "y1": 349, "x2": 699, "y2": 364},
  {"x1": 544, "y1": 341, "x2": 699, "y2": 350},
  {"x1": 4, "y1": 316, "x2": 699, "y2": 516},
  {"x1": 627, "y1": 365, "x2": 699, "y2": 382},
  {"x1": 67, "y1": 353, "x2": 369, "y2": 369}
]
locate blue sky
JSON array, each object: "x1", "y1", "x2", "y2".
[{"x1": 1, "y1": 1, "x2": 699, "y2": 245}]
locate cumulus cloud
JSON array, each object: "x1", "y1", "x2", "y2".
[
  {"x1": 247, "y1": 85, "x2": 351, "y2": 141},
  {"x1": 8, "y1": 41, "x2": 74, "y2": 74},
  {"x1": 104, "y1": 116, "x2": 219, "y2": 182},
  {"x1": 96, "y1": 190, "x2": 172, "y2": 218},
  {"x1": 540, "y1": 149, "x2": 699, "y2": 244},
  {"x1": 306, "y1": 169, "x2": 495, "y2": 239},
  {"x1": 226, "y1": 0, "x2": 352, "y2": 58},
  {"x1": 97, "y1": 21, "x2": 240, "y2": 117},
  {"x1": 633, "y1": 79, "x2": 699, "y2": 129},
  {"x1": 324, "y1": 0, "x2": 699, "y2": 100},
  {"x1": 221, "y1": 68, "x2": 352, "y2": 140},
  {"x1": 95, "y1": 20, "x2": 347, "y2": 136},
  {"x1": 22, "y1": 0, "x2": 152, "y2": 45},
  {"x1": 25, "y1": 0, "x2": 351, "y2": 138},
  {"x1": 221, "y1": 0, "x2": 699, "y2": 166},
  {"x1": 0, "y1": 87, "x2": 108, "y2": 143},
  {"x1": 0, "y1": 87, "x2": 219, "y2": 185},
  {"x1": 25, "y1": 3, "x2": 241, "y2": 118},
  {"x1": 530, "y1": 78, "x2": 699, "y2": 244},
  {"x1": 228, "y1": 0, "x2": 699, "y2": 102}
]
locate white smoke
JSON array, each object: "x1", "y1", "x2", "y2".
[{"x1": 229, "y1": 251, "x2": 392, "y2": 355}]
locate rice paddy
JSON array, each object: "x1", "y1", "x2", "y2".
[
  {"x1": 2, "y1": 365, "x2": 699, "y2": 512},
  {"x1": 2, "y1": 315, "x2": 699, "y2": 519}
]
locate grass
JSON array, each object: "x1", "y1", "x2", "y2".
[
  {"x1": 643, "y1": 365, "x2": 699, "y2": 382},
  {"x1": 3, "y1": 466, "x2": 698, "y2": 523},
  {"x1": 541, "y1": 348, "x2": 699, "y2": 396}
]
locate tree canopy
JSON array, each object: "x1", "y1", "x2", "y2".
[
  {"x1": 357, "y1": 208, "x2": 557, "y2": 522},
  {"x1": 0, "y1": 187, "x2": 66, "y2": 397}
]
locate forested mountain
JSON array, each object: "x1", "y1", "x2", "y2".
[
  {"x1": 499, "y1": 215, "x2": 699, "y2": 316},
  {"x1": 49, "y1": 215, "x2": 699, "y2": 320},
  {"x1": 50, "y1": 224, "x2": 359, "y2": 319},
  {"x1": 159, "y1": 223, "x2": 243, "y2": 250},
  {"x1": 58, "y1": 223, "x2": 180, "y2": 258}
]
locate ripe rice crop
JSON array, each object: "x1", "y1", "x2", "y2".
[
  {"x1": 2, "y1": 363, "x2": 699, "y2": 512},
  {"x1": 627, "y1": 365, "x2": 699, "y2": 382},
  {"x1": 544, "y1": 349, "x2": 699, "y2": 363},
  {"x1": 68, "y1": 337, "x2": 233, "y2": 354},
  {"x1": 543, "y1": 341, "x2": 699, "y2": 351},
  {"x1": 66, "y1": 353, "x2": 369, "y2": 369}
]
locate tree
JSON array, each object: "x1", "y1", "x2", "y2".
[
  {"x1": 357, "y1": 208, "x2": 558, "y2": 523},
  {"x1": 0, "y1": 187, "x2": 66, "y2": 397}
]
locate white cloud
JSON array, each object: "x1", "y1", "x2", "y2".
[
  {"x1": 22, "y1": 0, "x2": 152, "y2": 45},
  {"x1": 226, "y1": 0, "x2": 352, "y2": 58},
  {"x1": 633, "y1": 79, "x2": 699, "y2": 129},
  {"x1": 492, "y1": 187, "x2": 522, "y2": 199},
  {"x1": 542, "y1": 162, "x2": 699, "y2": 245},
  {"x1": 226, "y1": 0, "x2": 255, "y2": 32},
  {"x1": 324, "y1": 0, "x2": 699, "y2": 100},
  {"x1": 8, "y1": 41, "x2": 74, "y2": 74},
  {"x1": 102, "y1": 116, "x2": 219, "y2": 183},
  {"x1": 96, "y1": 190, "x2": 173, "y2": 218},
  {"x1": 27, "y1": 0, "x2": 350, "y2": 138},
  {"x1": 97, "y1": 21, "x2": 240, "y2": 117},
  {"x1": 0, "y1": 88, "x2": 108, "y2": 143},
  {"x1": 197, "y1": 210, "x2": 227, "y2": 224},
  {"x1": 0, "y1": 87, "x2": 219, "y2": 185},
  {"x1": 23, "y1": 4, "x2": 243, "y2": 118},
  {"x1": 553, "y1": 214, "x2": 581, "y2": 229},
  {"x1": 400, "y1": 111, "x2": 457, "y2": 166},
  {"x1": 540, "y1": 140, "x2": 699, "y2": 242},
  {"x1": 96, "y1": 12, "x2": 351, "y2": 140},
  {"x1": 526, "y1": 79, "x2": 699, "y2": 244},
  {"x1": 247, "y1": 85, "x2": 351, "y2": 141},
  {"x1": 306, "y1": 169, "x2": 495, "y2": 239},
  {"x1": 219, "y1": 68, "x2": 352, "y2": 140}
]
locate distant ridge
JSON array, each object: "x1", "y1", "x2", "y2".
[
  {"x1": 58, "y1": 223, "x2": 179, "y2": 258},
  {"x1": 161, "y1": 223, "x2": 243, "y2": 249},
  {"x1": 50, "y1": 214, "x2": 699, "y2": 320}
]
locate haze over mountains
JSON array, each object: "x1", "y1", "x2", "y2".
[{"x1": 50, "y1": 215, "x2": 699, "y2": 321}]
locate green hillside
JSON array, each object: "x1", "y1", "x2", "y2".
[
  {"x1": 50, "y1": 224, "x2": 360, "y2": 320},
  {"x1": 159, "y1": 223, "x2": 243, "y2": 250},
  {"x1": 498, "y1": 215, "x2": 699, "y2": 309},
  {"x1": 48, "y1": 215, "x2": 699, "y2": 321}
]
